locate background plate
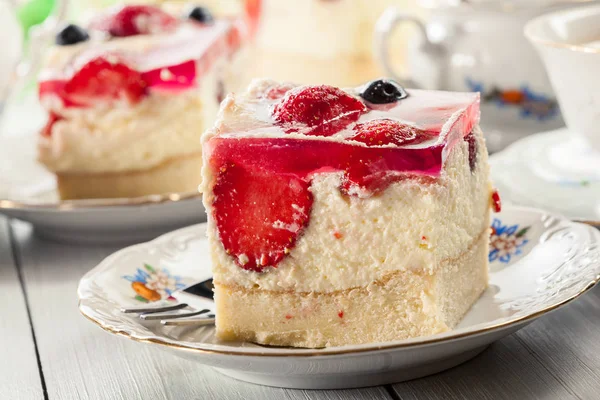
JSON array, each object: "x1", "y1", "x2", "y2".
[{"x1": 0, "y1": 133, "x2": 205, "y2": 243}]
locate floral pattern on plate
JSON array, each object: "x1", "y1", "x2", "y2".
[
  {"x1": 123, "y1": 263, "x2": 186, "y2": 302},
  {"x1": 489, "y1": 218, "x2": 530, "y2": 264},
  {"x1": 466, "y1": 78, "x2": 559, "y2": 121}
]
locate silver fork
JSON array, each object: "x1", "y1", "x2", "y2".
[{"x1": 121, "y1": 278, "x2": 216, "y2": 326}]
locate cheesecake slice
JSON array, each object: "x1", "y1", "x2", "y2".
[
  {"x1": 37, "y1": 4, "x2": 248, "y2": 199},
  {"x1": 202, "y1": 78, "x2": 494, "y2": 348}
]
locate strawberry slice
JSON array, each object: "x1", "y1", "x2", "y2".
[
  {"x1": 92, "y1": 5, "x2": 178, "y2": 37},
  {"x1": 273, "y1": 85, "x2": 367, "y2": 136},
  {"x1": 349, "y1": 119, "x2": 433, "y2": 147},
  {"x1": 211, "y1": 164, "x2": 313, "y2": 272},
  {"x1": 63, "y1": 55, "x2": 148, "y2": 105}
]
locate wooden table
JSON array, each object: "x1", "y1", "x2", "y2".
[{"x1": 3, "y1": 215, "x2": 600, "y2": 400}]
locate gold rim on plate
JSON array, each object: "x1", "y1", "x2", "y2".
[
  {"x1": 524, "y1": 3, "x2": 600, "y2": 54},
  {"x1": 0, "y1": 191, "x2": 202, "y2": 211},
  {"x1": 78, "y1": 274, "x2": 600, "y2": 358}
]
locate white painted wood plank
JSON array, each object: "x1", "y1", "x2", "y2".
[
  {"x1": 512, "y1": 286, "x2": 600, "y2": 399},
  {"x1": 0, "y1": 217, "x2": 43, "y2": 400},
  {"x1": 391, "y1": 335, "x2": 577, "y2": 400},
  {"x1": 11, "y1": 220, "x2": 391, "y2": 400}
]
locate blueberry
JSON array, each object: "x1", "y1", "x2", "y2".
[
  {"x1": 360, "y1": 79, "x2": 408, "y2": 104},
  {"x1": 55, "y1": 24, "x2": 90, "y2": 46},
  {"x1": 186, "y1": 6, "x2": 214, "y2": 24}
]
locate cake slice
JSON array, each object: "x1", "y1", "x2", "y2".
[
  {"x1": 37, "y1": 4, "x2": 248, "y2": 199},
  {"x1": 201, "y1": 78, "x2": 496, "y2": 348}
]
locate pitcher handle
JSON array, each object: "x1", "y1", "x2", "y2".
[
  {"x1": 374, "y1": 7, "x2": 441, "y2": 88},
  {"x1": 9, "y1": 0, "x2": 69, "y2": 101}
]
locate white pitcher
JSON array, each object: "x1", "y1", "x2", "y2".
[
  {"x1": 0, "y1": 0, "x2": 68, "y2": 117},
  {"x1": 375, "y1": 0, "x2": 592, "y2": 150}
]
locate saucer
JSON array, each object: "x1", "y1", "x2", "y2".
[
  {"x1": 78, "y1": 205, "x2": 600, "y2": 389},
  {"x1": 0, "y1": 133, "x2": 205, "y2": 243},
  {"x1": 490, "y1": 128, "x2": 600, "y2": 225}
]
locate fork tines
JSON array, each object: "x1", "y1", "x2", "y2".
[
  {"x1": 121, "y1": 302, "x2": 215, "y2": 326},
  {"x1": 120, "y1": 303, "x2": 189, "y2": 314}
]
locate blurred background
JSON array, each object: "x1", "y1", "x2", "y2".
[
  {"x1": 1, "y1": 0, "x2": 573, "y2": 153},
  {"x1": 1, "y1": 0, "x2": 598, "y2": 227}
]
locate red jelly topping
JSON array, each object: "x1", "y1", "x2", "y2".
[
  {"x1": 491, "y1": 189, "x2": 502, "y2": 213},
  {"x1": 273, "y1": 85, "x2": 367, "y2": 136},
  {"x1": 40, "y1": 55, "x2": 148, "y2": 107},
  {"x1": 140, "y1": 60, "x2": 196, "y2": 93},
  {"x1": 208, "y1": 138, "x2": 444, "y2": 194}
]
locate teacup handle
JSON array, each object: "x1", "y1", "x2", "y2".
[
  {"x1": 374, "y1": 7, "x2": 442, "y2": 89},
  {"x1": 7, "y1": 0, "x2": 69, "y2": 102}
]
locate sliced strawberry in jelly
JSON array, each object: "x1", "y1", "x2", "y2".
[
  {"x1": 63, "y1": 56, "x2": 148, "y2": 105},
  {"x1": 92, "y1": 5, "x2": 178, "y2": 37},
  {"x1": 272, "y1": 85, "x2": 367, "y2": 136},
  {"x1": 208, "y1": 138, "x2": 444, "y2": 180},
  {"x1": 349, "y1": 119, "x2": 434, "y2": 147},
  {"x1": 212, "y1": 164, "x2": 313, "y2": 272}
]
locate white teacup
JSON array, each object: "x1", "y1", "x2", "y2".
[{"x1": 525, "y1": 4, "x2": 600, "y2": 152}]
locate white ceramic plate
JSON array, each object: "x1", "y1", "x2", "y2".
[
  {"x1": 78, "y1": 205, "x2": 600, "y2": 389},
  {"x1": 490, "y1": 129, "x2": 600, "y2": 226},
  {"x1": 0, "y1": 133, "x2": 205, "y2": 243}
]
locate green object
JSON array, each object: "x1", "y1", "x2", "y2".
[{"x1": 16, "y1": 0, "x2": 56, "y2": 37}]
